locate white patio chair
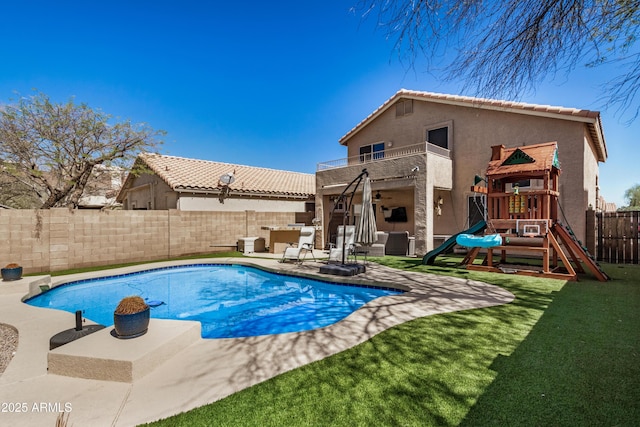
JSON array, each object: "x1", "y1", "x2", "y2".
[
  {"x1": 281, "y1": 226, "x2": 316, "y2": 263},
  {"x1": 328, "y1": 225, "x2": 356, "y2": 263}
]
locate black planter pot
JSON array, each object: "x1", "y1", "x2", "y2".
[
  {"x1": 112, "y1": 307, "x2": 150, "y2": 339},
  {"x1": 1, "y1": 266, "x2": 23, "y2": 281}
]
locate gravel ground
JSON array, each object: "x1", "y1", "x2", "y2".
[{"x1": 0, "y1": 323, "x2": 18, "y2": 374}]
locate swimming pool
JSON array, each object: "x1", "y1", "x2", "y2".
[{"x1": 26, "y1": 264, "x2": 402, "y2": 339}]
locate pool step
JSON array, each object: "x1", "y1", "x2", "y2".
[{"x1": 47, "y1": 319, "x2": 201, "y2": 382}]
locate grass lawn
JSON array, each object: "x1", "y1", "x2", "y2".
[{"x1": 141, "y1": 256, "x2": 640, "y2": 427}]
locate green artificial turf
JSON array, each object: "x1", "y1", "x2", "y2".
[{"x1": 140, "y1": 257, "x2": 639, "y2": 427}]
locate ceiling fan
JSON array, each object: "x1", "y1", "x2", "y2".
[{"x1": 374, "y1": 191, "x2": 392, "y2": 200}]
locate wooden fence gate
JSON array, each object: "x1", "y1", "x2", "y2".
[{"x1": 597, "y1": 211, "x2": 640, "y2": 264}]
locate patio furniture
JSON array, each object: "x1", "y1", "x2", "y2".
[
  {"x1": 365, "y1": 231, "x2": 388, "y2": 257},
  {"x1": 237, "y1": 237, "x2": 265, "y2": 255},
  {"x1": 352, "y1": 247, "x2": 369, "y2": 265},
  {"x1": 261, "y1": 225, "x2": 303, "y2": 253},
  {"x1": 385, "y1": 231, "x2": 409, "y2": 256},
  {"x1": 281, "y1": 226, "x2": 316, "y2": 263},
  {"x1": 329, "y1": 225, "x2": 356, "y2": 263}
]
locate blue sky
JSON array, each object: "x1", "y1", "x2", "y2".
[{"x1": 1, "y1": 1, "x2": 637, "y2": 206}]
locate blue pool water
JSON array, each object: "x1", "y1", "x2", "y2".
[{"x1": 26, "y1": 264, "x2": 401, "y2": 339}]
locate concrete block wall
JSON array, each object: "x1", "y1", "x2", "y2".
[
  {"x1": 0, "y1": 209, "x2": 297, "y2": 274},
  {"x1": 168, "y1": 210, "x2": 245, "y2": 256}
]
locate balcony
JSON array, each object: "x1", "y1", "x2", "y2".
[{"x1": 317, "y1": 142, "x2": 450, "y2": 171}]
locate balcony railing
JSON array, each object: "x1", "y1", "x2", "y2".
[{"x1": 317, "y1": 142, "x2": 450, "y2": 171}]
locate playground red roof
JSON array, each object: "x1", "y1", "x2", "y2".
[{"x1": 486, "y1": 142, "x2": 559, "y2": 178}]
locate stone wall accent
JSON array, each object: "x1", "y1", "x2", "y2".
[{"x1": 0, "y1": 209, "x2": 295, "y2": 273}]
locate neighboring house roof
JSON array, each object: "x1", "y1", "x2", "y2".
[
  {"x1": 486, "y1": 142, "x2": 559, "y2": 178},
  {"x1": 339, "y1": 89, "x2": 607, "y2": 162},
  {"x1": 119, "y1": 153, "x2": 315, "y2": 200}
]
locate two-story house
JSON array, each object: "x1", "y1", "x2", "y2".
[{"x1": 316, "y1": 89, "x2": 607, "y2": 255}]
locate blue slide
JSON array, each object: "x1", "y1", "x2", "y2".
[{"x1": 422, "y1": 220, "x2": 487, "y2": 265}]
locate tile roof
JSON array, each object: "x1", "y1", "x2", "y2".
[
  {"x1": 339, "y1": 89, "x2": 607, "y2": 162},
  {"x1": 486, "y1": 142, "x2": 559, "y2": 177},
  {"x1": 129, "y1": 153, "x2": 315, "y2": 198}
]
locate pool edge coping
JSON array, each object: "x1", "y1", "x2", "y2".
[{"x1": 24, "y1": 258, "x2": 410, "y2": 300}]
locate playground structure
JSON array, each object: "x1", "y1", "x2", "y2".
[
  {"x1": 458, "y1": 142, "x2": 608, "y2": 282},
  {"x1": 422, "y1": 220, "x2": 487, "y2": 265}
]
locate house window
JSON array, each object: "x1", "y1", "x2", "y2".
[
  {"x1": 359, "y1": 142, "x2": 385, "y2": 162},
  {"x1": 427, "y1": 126, "x2": 448, "y2": 149},
  {"x1": 395, "y1": 99, "x2": 413, "y2": 117},
  {"x1": 425, "y1": 121, "x2": 453, "y2": 151}
]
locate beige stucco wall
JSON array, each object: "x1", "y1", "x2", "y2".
[
  {"x1": 176, "y1": 195, "x2": 308, "y2": 212},
  {"x1": 123, "y1": 174, "x2": 176, "y2": 210},
  {"x1": 320, "y1": 98, "x2": 603, "y2": 254},
  {"x1": 580, "y1": 131, "x2": 602, "y2": 234},
  {"x1": 0, "y1": 209, "x2": 297, "y2": 274}
]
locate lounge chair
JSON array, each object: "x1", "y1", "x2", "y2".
[
  {"x1": 329, "y1": 225, "x2": 356, "y2": 263},
  {"x1": 281, "y1": 226, "x2": 316, "y2": 263}
]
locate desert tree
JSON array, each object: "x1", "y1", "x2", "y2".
[
  {"x1": 621, "y1": 183, "x2": 640, "y2": 210},
  {"x1": 356, "y1": 0, "x2": 640, "y2": 117},
  {"x1": 0, "y1": 92, "x2": 164, "y2": 208},
  {"x1": 0, "y1": 175, "x2": 41, "y2": 208}
]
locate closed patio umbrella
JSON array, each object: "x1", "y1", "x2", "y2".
[{"x1": 355, "y1": 175, "x2": 377, "y2": 246}]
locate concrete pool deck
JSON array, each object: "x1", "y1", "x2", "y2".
[{"x1": 0, "y1": 257, "x2": 514, "y2": 426}]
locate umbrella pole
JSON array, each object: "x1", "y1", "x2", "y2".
[
  {"x1": 340, "y1": 169, "x2": 369, "y2": 265},
  {"x1": 330, "y1": 169, "x2": 369, "y2": 265},
  {"x1": 341, "y1": 212, "x2": 347, "y2": 265}
]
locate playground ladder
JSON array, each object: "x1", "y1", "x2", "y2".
[{"x1": 554, "y1": 221, "x2": 609, "y2": 281}]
